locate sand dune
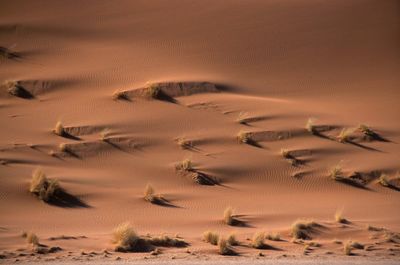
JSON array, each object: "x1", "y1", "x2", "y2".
[{"x1": 0, "y1": 0, "x2": 399, "y2": 263}]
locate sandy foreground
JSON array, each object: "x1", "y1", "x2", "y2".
[{"x1": 1, "y1": 0, "x2": 400, "y2": 263}]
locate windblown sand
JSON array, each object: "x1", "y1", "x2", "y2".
[{"x1": 0, "y1": 0, "x2": 399, "y2": 263}]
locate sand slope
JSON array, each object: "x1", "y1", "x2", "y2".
[{"x1": 0, "y1": 0, "x2": 399, "y2": 263}]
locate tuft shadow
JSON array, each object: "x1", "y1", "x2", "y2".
[
  {"x1": 229, "y1": 215, "x2": 254, "y2": 228},
  {"x1": 147, "y1": 197, "x2": 181, "y2": 208},
  {"x1": 346, "y1": 141, "x2": 383, "y2": 152},
  {"x1": 47, "y1": 189, "x2": 90, "y2": 208},
  {"x1": 157, "y1": 90, "x2": 178, "y2": 104},
  {"x1": 0, "y1": 46, "x2": 22, "y2": 60}
]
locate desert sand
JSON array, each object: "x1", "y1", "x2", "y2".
[{"x1": 0, "y1": 0, "x2": 400, "y2": 263}]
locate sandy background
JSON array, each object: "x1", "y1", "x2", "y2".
[{"x1": 0, "y1": 0, "x2": 399, "y2": 262}]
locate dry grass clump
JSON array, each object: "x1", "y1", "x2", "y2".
[
  {"x1": 237, "y1": 130, "x2": 251, "y2": 144},
  {"x1": 53, "y1": 121, "x2": 65, "y2": 136},
  {"x1": 227, "y1": 233, "x2": 239, "y2": 246},
  {"x1": 0, "y1": 46, "x2": 19, "y2": 59},
  {"x1": 218, "y1": 237, "x2": 236, "y2": 255},
  {"x1": 29, "y1": 168, "x2": 61, "y2": 202},
  {"x1": 251, "y1": 232, "x2": 265, "y2": 249},
  {"x1": 112, "y1": 222, "x2": 140, "y2": 252},
  {"x1": 3, "y1": 80, "x2": 32, "y2": 98},
  {"x1": 237, "y1": 111, "x2": 249, "y2": 124},
  {"x1": 291, "y1": 220, "x2": 318, "y2": 240},
  {"x1": 59, "y1": 143, "x2": 69, "y2": 153},
  {"x1": 100, "y1": 128, "x2": 110, "y2": 141},
  {"x1": 305, "y1": 118, "x2": 317, "y2": 134},
  {"x1": 26, "y1": 232, "x2": 39, "y2": 246},
  {"x1": 144, "y1": 84, "x2": 161, "y2": 99},
  {"x1": 203, "y1": 231, "x2": 219, "y2": 245},
  {"x1": 149, "y1": 234, "x2": 187, "y2": 247},
  {"x1": 176, "y1": 137, "x2": 193, "y2": 150},
  {"x1": 223, "y1": 207, "x2": 235, "y2": 225},
  {"x1": 343, "y1": 241, "x2": 352, "y2": 255},
  {"x1": 334, "y1": 209, "x2": 347, "y2": 224},
  {"x1": 280, "y1": 148, "x2": 291, "y2": 159},
  {"x1": 143, "y1": 184, "x2": 165, "y2": 204},
  {"x1": 337, "y1": 128, "x2": 355, "y2": 143},
  {"x1": 358, "y1": 124, "x2": 378, "y2": 140},
  {"x1": 112, "y1": 90, "x2": 127, "y2": 100},
  {"x1": 378, "y1": 173, "x2": 390, "y2": 187},
  {"x1": 266, "y1": 232, "x2": 281, "y2": 241},
  {"x1": 175, "y1": 158, "x2": 194, "y2": 172},
  {"x1": 329, "y1": 162, "x2": 344, "y2": 180}
]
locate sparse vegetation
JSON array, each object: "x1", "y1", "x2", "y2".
[
  {"x1": 143, "y1": 183, "x2": 165, "y2": 204},
  {"x1": 149, "y1": 234, "x2": 187, "y2": 247},
  {"x1": 112, "y1": 90, "x2": 127, "y2": 100},
  {"x1": 175, "y1": 158, "x2": 194, "y2": 172},
  {"x1": 329, "y1": 162, "x2": 344, "y2": 180},
  {"x1": 266, "y1": 232, "x2": 281, "y2": 241},
  {"x1": 280, "y1": 148, "x2": 291, "y2": 159},
  {"x1": 305, "y1": 118, "x2": 317, "y2": 134},
  {"x1": 291, "y1": 220, "x2": 317, "y2": 240},
  {"x1": 53, "y1": 121, "x2": 65, "y2": 136},
  {"x1": 218, "y1": 237, "x2": 236, "y2": 255},
  {"x1": 378, "y1": 173, "x2": 390, "y2": 187},
  {"x1": 203, "y1": 231, "x2": 219, "y2": 245},
  {"x1": 144, "y1": 84, "x2": 161, "y2": 99},
  {"x1": 237, "y1": 111, "x2": 249, "y2": 124},
  {"x1": 237, "y1": 130, "x2": 251, "y2": 144},
  {"x1": 59, "y1": 143, "x2": 68, "y2": 152},
  {"x1": 337, "y1": 128, "x2": 355, "y2": 143},
  {"x1": 343, "y1": 241, "x2": 352, "y2": 255},
  {"x1": 227, "y1": 232, "x2": 239, "y2": 246},
  {"x1": 26, "y1": 232, "x2": 39, "y2": 246},
  {"x1": 100, "y1": 128, "x2": 110, "y2": 141},
  {"x1": 358, "y1": 124, "x2": 377, "y2": 139},
  {"x1": 335, "y1": 209, "x2": 347, "y2": 224},
  {"x1": 176, "y1": 137, "x2": 193, "y2": 150},
  {"x1": 223, "y1": 207, "x2": 235, "y2": 225},
  {"x1": 3, "y1": 80, "x2": 32, "y2": 98},
  {"x1": 251, "y1": 232, "x2": 265, "y2": 249},
  {"x1": 29, "y1": 168, "x2": 61, "y2": 202},
  {"x1": 112, "y1": 222, "x2": 140, "y2": 252}
]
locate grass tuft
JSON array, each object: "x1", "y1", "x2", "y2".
[
  {"x1": 237, "y1": 111, "x2": 249, "y2": 124},
  {"x1": 100, "y1": 128, "x2": 110, "y2": 141},
  {"x1": 176, "y1": 137, "x2": 193, "y2": 150},
  {"x1": 329, "y1": 162, "x2": 344, "y2": 180},
  {"x1": 112, "y1": 222, "x2": 140, "y2": 252},
  {"x1": 266, "y1": 232, "x2": 281, "y2": 241},
  {"x1": 251, "y1": 232, "x2": 265, "y2": 249},
  {"x1": 218, "y1": 237, "x2": 236, "y2": 255},
  {"x1": 53, "y1": 121, "x2": 65, "y2": 136},
  {"x1": 237, "y1": 130, "x2": 251, "y2": 144},
  {"x1": 227, "y1": 232, "x2": 239, "y2": 246},
  {"x1": 291, "y1": 220, "x2": 317, "y2": 240},
  {"x1": 29, "y1": 168, "x2": 61, "y2": 202},
  {"x1": 343, "y1": 241, "x2": 352, "y2": 255},
  {"x1": 223, "y1": 206, "x2": 234, "y2": 225},
  {"x1": 175, "y1": 158, "x2": 194, "y2": 172},
  {"x1": 203, "y1": 231, "x2": 219, "y2": 245},
  {"x1": 337, "y1": 128, "x2": 355, "y2": 143},
  {"x1": 143, "y1": 183, "x2": 165, "y2": 204},
  {"x1": 378, "y1": 173, "x2": 390, "y2": 187},
  {"x1": 334, "y1": 209, "x2": 347, "y2": 224},
  {"x1": 305, "y1": 118, "x2": 317, "y2": 134},
  {"x1": 26, "y1": 232, "x2": 39, "y2": 246},
  {"x1": 144, "y1": 84, "x2": 161, "y2": 99},
  {"x1": 149, "y1": 234, "x2": 187, "y2": 247},
  {"x1": 112, "y1": 90, "x2": 127, "y2": 100}
]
